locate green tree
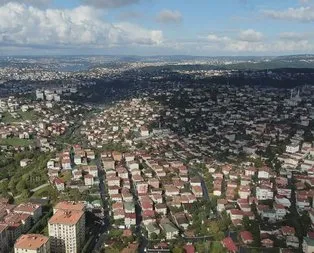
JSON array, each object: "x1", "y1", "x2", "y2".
[
  {"x1": 16, "y1": 179, "x2": 28, "y2": 193},
  {"x1": 172, "y1": 247, "x2": 184, "y2": 253},
  {"x1": 242, "y1": 216, "x2": 250, "y2": 230},
  {"x1": 208, "y1": 221, "x2": 224, "y2": 240},
  {"x1": 150, "y1": 232, "x2": 158, "y2": 240},
  {"x1": 108, "y1": 229, "x2": 123, "y2": 239}
]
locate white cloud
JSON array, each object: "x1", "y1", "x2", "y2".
[
  {"x1": 271, "y1": 39, "x2": 314, "y2": 52},
  {"x1": 204, "y1": 30, "x2": 264, "y2": 52},
  {"x1": 207, "y1": 34, "x2": 230, "y2": 43},
  {"x1": 0, "y1": 3, "x2": 163, "y2": 49},
  {"x1": 279, "y1": 31, "x2": 309, "y2": 40},
  {"x1": 0, "y1": 0, "x2": 51, "y2": 7},
  {"x1": 263, "y1": 6, "x2": 314, "y2": 22},
  {"x1": 156, "y1": 9, "x2": 182, "y2": 24},
  {"x1": 238, "y1": 29, "x2": 263, "y2": 42},
  {"x1": 199, "y1": 30, "x2": 314, "y2": 54}
]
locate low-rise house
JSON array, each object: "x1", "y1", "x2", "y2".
[
  {"x1": 238, "y1": 186, "x2": 251, "y2": 199},
  {"x1": 128, "y1": 161, "x2": 139, "y2": 170},
  {"x1": 296, "y1": 196, "x2": 310, "y2": 210},
  {"x1": 146, "y1": 222, "x2": 160, "y2": 238},
  {"x1": 111, "y1": 194, "x2": 123, "y2": 202},
  {"x1": 160, "y1": 220, "x2": 179, "y2": 240},
  {"x1": 240, "y1": 231, "x2": 253, "y2": 244},
  {"x1": 245, "y1": 167, "x2": 256, "y2": 177},
  {"x1": 112, "y1": 202, "x2": 123, "y2": 211},
  {"x1": 116, "y1": 167, "x2": 129, "y2": 179},
  {"x1": 173, "y1": 212, "x2": 190, "y2": 230},
  {"x1": 155, "y1": 203, "x2": 167, "y2": 215},
  {"x1": 124, "y1": 202, "x2": 135, "y2": 214},
  {"x1": 112, "y1": 151, "x2": 122, "y2": 162},
  {"x1": 258, "y1": 167, "x2": 270, "y2": 179},
  {"x1": 256, "y1": 186, "x2": 273, "y2": 200},
  {"x1": 113, "y1": 209, "x2": 125, "y2": 220},
  {"x1": 217, "y1": 199, "x2": 228, "y2": 212},
  {"x1": 222, "y1": 165, "x2": 232, "y2": 175},
  {"x1": 228, "y1": 209, "x2": 243, "y2": 220},
  {"x1": 102, "y1": 158, "x2": 115, "y2": 170},
  {"x1": 20, "y1": 159, "x2": 31, "y2": 167},
  {"x1": 191, "y1": 186, "x2": 203, "y2": 198},
  {"x1": 5, "y1": 213, "x2": 32, "y2": 243},
  {"x1": 274, "y1": 204, "x2": 287, "y2": 219},
  {"x1": 54, "y1": 178, "x2": 65, "y2": 191},
  {"x1": 107, "y1": 176, "x2": 120, "y2": 187},
  {"x1": 281, "y1": 226, "x2": 295, "y2": 236},
  {"x1": 286, "y1": 235, "x2": 299, "y2": 248},
  {"x1": 222, "y1": 237, "x2": 238, "y2": 253},
  {"x1": 261, "y1": 238, "x2": 274, "y2": 248},
  {"x1": 276, "y1": 187, "x2": 292, "y2": 199},
  {"x1": 125, "y1": 213, "x2": 136, "y2": 228},
  {"x1": 13, "y1": 203, "x2": 42, "y2": 223},
  {"x1": 108, "y1": 186, "x2": 120, "y2": 195},
  {"x1": 275, "y1": 195, "x2": 291, "y2": 208},
  {"x1": 122, "y1": 191, "x2": 133, "y2": 202},
  {"x1": 286, "y1": 143, "x2": 300, "y2": 153},
  {"x1": 261, "y1": 209, "x2": 277, "y2": 221},
  {"x1": 303, "y1": 236, "x2": 314, "y2": 253},
  {"x1": 84, "y1": 174, "x2": 94, "y2": 187},
  {"x1": 142, "y1": 210, "x2": 155, "y2": 225},
  {"x1": 150, "y1": 194, "x2": 163, "y2": 204},
  {"x1": 74, "y1": 155, "x2": 82, "y2": 165},
  {"x1": 148, "y1": 178, "x2": 160, "y2": 189},
  {"x1": 190, "y1": 177, "x2": 202, "y2": 187},
  {"x1": 164, "y1": 185, "x2": 180, "y2": 196}
]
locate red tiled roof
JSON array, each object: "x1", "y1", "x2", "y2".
[
  {"x1": 281, "y1": 226, "x2": 295, "y2": 235},
  {"x1": 240, "y1": 231, "x2": 253, "y2": 243},
  {"x1": 184, "y1": 244, "x2": 195, "y2": 253},
  {"x1": 222, "y1": 237, "x2": 238, "y2": 252}
]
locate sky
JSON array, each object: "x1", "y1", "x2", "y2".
[{"x1": 0, "y1": 0, "x2": 313, "y2": 56}]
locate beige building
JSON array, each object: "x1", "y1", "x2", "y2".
[
  {"x1": 48, "y1": 208, "x2": 85, "y2": 253},
  {"x1": 14, "y1": 234, "x2": 50, "y2": 253}
]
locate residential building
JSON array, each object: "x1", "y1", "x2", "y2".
[
  {"x1": 48, "y1": 207, "x2": 85, "y2": 253},
  {"x1": 14, "y1": 234, "x2": 50, "y2": 253}
]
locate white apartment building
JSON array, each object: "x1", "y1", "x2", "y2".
[
  {"x1": 256, "y1": 186, "x2": 274, "y2": 200},
  {"x1": 286, "y1": 143, "x2": 300, "y2": 153},
  {"x1": 14, "y1": 234, "x2": 50, "y2": 253},
  {"x1": 48, "y1": 210, "x2": 85, "y2": 253}
]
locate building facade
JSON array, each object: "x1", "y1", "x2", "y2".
[{"x1": 14, "y1": 234, "x2": 50, "y2": 253}]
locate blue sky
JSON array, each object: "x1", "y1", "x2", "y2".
[{"x1": 0, "y1": 0, "x2": 313, "y2": 55}]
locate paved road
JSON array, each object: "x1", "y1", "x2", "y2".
[
  {"x1": 30, "y1": 183, "x2": 50, "y2": 192},
  {"x1": 14, "y1": 183, "x2": 50, "y2": 199},
  {"x1": 91, "y1": 157, "x2": 110, "y2": 253}
]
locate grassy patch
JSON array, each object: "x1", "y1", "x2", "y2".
[
  {"x1": 0, "y1": 138, "x2": 34, "y2": 147},
  {"x1": 32, "y1": 185, "x2": 53, "y2": 197},
  {"x1": 210, "y1": 241, "x2": 226, "y2": 252},
  {"x1": 20, "y1": 111, "x2": 38, "y2": 121},
  {"x1": 0, "y1": 110, "x2": 38, "y2": 123}
]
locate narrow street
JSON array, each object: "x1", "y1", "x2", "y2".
[{"x1": 91, "y1": 157, "x2": 110, "y2": 253}]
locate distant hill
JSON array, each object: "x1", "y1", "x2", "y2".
[{"x1": 0, "y1": 54, "x2": 314, "y2": 71}]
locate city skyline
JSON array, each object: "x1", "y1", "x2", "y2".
[{"x1": 0, "y1": 0, "x2": 313, "y2": 56}]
